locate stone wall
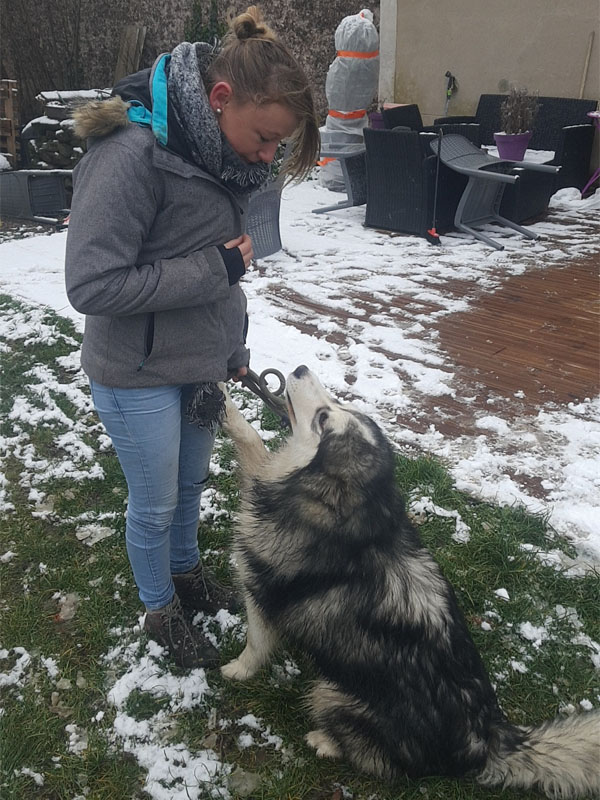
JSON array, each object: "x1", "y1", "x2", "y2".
[
  {"x1": 79, "y1": 1, "x2": 380, "y2": 121},
  {"x1": 7, "y1": 1, "x2": 381, "y2": 169},
  {"x1": 3, "y1": 0, "x2": 379, "y2": 131},
  {"x1": 77, "y1": 0, "x2": 191, "y2": 94}
]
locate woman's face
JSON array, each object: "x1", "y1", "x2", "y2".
[{"x1": 212, "y1": 87, "x2": 298, "y2": 164}]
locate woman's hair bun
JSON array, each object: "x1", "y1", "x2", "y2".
[{"x1": 232, "y1": 5, "x2": 276, "y2": 41}]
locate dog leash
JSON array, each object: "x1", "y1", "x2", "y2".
[{"x1": 240, "y1": 368, "x2": 290, "y2": 426}]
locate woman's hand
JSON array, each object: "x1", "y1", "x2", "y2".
[
  {"x1": 223, "y1": 234, "x2": 254, "y2": 269},
  {"x1": 227, "y1": 366, "x2": 248, "y2": 382}
]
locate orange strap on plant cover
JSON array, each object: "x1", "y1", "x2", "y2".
[
  {"x1": 336, "y1": 49, "x2": 379, "y2": 59},
  {"x1": 327, "y1": 109, "x2": 367, "y2": 119}
]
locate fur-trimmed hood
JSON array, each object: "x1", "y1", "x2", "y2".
[
  {"x1": 72, "y1": 95, "x2": 131, "y2": 140},
  {"x1": 72, "y1": 61, "x2": 156, "y2": 141}
]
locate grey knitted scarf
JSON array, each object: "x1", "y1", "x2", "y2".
[{"x1": 168, "y1": 42, "x2": 270, "y2": 194}]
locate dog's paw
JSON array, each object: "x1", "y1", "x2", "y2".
[
  {"x1": 218, "y1": 384, "x2": 241, "y2": 429},
  {"x1": 221, "y1": 657, "x2": 258, "y2": 681},
  {"x1": 305, "y1": 729, "x2": 342, "y2": 759}
]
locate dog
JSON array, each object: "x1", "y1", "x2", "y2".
[{"x1": 219, "y1": 365, "x2": 599, "y2": 798}]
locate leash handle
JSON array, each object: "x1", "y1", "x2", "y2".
[{"x1": 240, "y1": 368, "x2": 290, "y2": 425}]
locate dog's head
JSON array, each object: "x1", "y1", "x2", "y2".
[{"x1": 285, "y1": 366, "x2": 396, "y2": 492}]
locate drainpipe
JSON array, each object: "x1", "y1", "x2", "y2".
[{"x1": 378, "y1": 0, "x2": 398, "y2": 105}]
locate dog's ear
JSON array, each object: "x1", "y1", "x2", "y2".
[{"x1": 316, "y1": 408, "x2": 332, "y2": 436}]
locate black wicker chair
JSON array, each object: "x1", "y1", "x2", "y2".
[
  {"x1": 382, "y1": 104, "x2": 481, "y2": 146},
  {"x1": 0, "y1": 169, "x2": 71, "y2": 221},
  {"x1": 246, "y1": 179, "x2": 285, "y2": 259},
  {"x1": 363, "y1": 127, "x2": 467, "y2": 239},
  {"x1": 382, "y1": 104, "x2": 425, "y2": 131},
  {"x1": 435, "y1": 94, "x2": 598, "y2": 192},
  {"x1": 246, "y1": 144, "x2": 292, "y2": 259}
]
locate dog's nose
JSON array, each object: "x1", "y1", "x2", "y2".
[{"x1": 293, "y1": 365, "x2": 309, "y2": 378}]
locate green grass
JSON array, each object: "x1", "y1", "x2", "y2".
[{"x1": 0, "y1": 293, "x2": 598, "y2": 799}]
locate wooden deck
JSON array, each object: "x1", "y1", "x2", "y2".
[
  {"x1": 270, "y1": 251, "x2": 599, "y2": 432},
  {"x1": 387, "y1": 253, "x2": 600, "y2": 442},
  {"x1": 256, "y1": 208, "x2": 599, "y2": 454},
  {"x1": 438, "y1": 254, "x2": 599, "y2": 407}
]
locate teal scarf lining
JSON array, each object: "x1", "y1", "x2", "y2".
[{"x1": 126, "y1": 54, "x2": 170, "y2": 145}]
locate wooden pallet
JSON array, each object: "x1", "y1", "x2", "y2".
[
  {"x1": 0, "y1": 80, "x2": 19, "y2": 168},
  {"x1": 114, "y1": 25, "x2": 147, "y2": 84}
]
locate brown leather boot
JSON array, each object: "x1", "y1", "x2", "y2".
[
  {"x1": 172, "y1": 562, "x2": 240, "y2": 617},
  {"x1": 143, "y1": 594, "x2": 219, "y2": 669}
]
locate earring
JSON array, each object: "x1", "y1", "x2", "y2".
[{"x1": 215, "y1": 107, "x2": 222, "y2": 115}]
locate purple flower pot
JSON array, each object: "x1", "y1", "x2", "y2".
[
  {"x1": 493, "y1": 131, "x2": 532, "y2": 161},
  {"x1": 369, "y1": 111, "x2": 385, "y2": 129}
]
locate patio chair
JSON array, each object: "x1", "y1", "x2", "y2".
[
  {"x1": 312, "y1": 141, "x2": 367, "y2": 214},
  {"x1": 246, "y1": 178, "x2": 285, "y2": 259},
  {"x1": 245, "y1": 143, "x2": 292, "y2": 259},
  {"x1": 363, "y1": 127, "x2": 467, "y2": 239},
  {"x1": 430, "y1": 134, "x2": 559, "y2": 250},
  {"x1": 382, "y1": 104, "x2": 481, "y2": 146},
  {"x1": 0, "y1": 169, "x2": 71, "y2": 221}
]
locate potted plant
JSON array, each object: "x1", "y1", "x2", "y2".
[
  {"x1": 367, "y1": 98, "x2": 385, "y2": 129},
  {"x1": 494, "y1": 86, "x2": 540, "y2": 161}
]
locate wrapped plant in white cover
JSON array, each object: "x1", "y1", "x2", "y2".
[{"x1": 319, "y1": 9, "x2": 379, "y2": 191}]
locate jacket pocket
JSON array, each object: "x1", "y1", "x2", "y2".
[
  {"x1": 144, "y1": 312, "x2": 155, "y2": 358},
  {"x1": 137, "y1": 312, "x2": 155, "y2": 371}
]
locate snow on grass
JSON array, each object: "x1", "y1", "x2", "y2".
[
  {"x1": 101, "y1": 626, "x2": 233, "y2": 799},
  {"x1": 2, "y1": 185, "x2": 599, "y2": 562}
]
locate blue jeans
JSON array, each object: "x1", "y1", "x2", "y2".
[{"x1": 90, "y1": 381, "x2": 216, "y2": 610}]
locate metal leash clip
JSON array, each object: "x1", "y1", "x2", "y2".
[{"x1": 240, "y1": 367, "x2": 289, "y2": 426}]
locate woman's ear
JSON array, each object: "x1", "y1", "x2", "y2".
[{"x1": 209, "y1": 81, "x2": 233, "y2": 114}]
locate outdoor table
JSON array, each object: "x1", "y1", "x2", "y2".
[{"x1": 484, "y1": 147, "x2": 555, "y2": 165}]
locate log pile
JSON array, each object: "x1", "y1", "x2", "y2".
[{"x1": 22, "y1": 90, "x2": 107, "y2": 170}]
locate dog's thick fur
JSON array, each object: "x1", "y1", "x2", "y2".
[{"x1": 220, "y1": 366, "x2": 599, "y2": 797}]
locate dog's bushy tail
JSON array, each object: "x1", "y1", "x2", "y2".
[{"x1": 479, "y1": 711, "x2": 600, "y2": 799}]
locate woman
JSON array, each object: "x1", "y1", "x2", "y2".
[{"x1": 65, "y1": 6, "x2": 319, "y2": 668}]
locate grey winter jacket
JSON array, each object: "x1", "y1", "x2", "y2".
[{"x1": 65, "y1": 110, "x2": 250, "y2": 388}]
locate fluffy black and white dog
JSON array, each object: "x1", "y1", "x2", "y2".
[{"x1": 220, "y1": 366, "x2": 599, "y2": 798}]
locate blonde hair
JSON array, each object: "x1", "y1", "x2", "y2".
[{"x1": 206, "y1": 5, "x2": 319, "y2": 181}]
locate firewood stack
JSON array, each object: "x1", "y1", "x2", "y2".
[{"x1": 22, "y1": 90, "x2": 107, "y2": 170}]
